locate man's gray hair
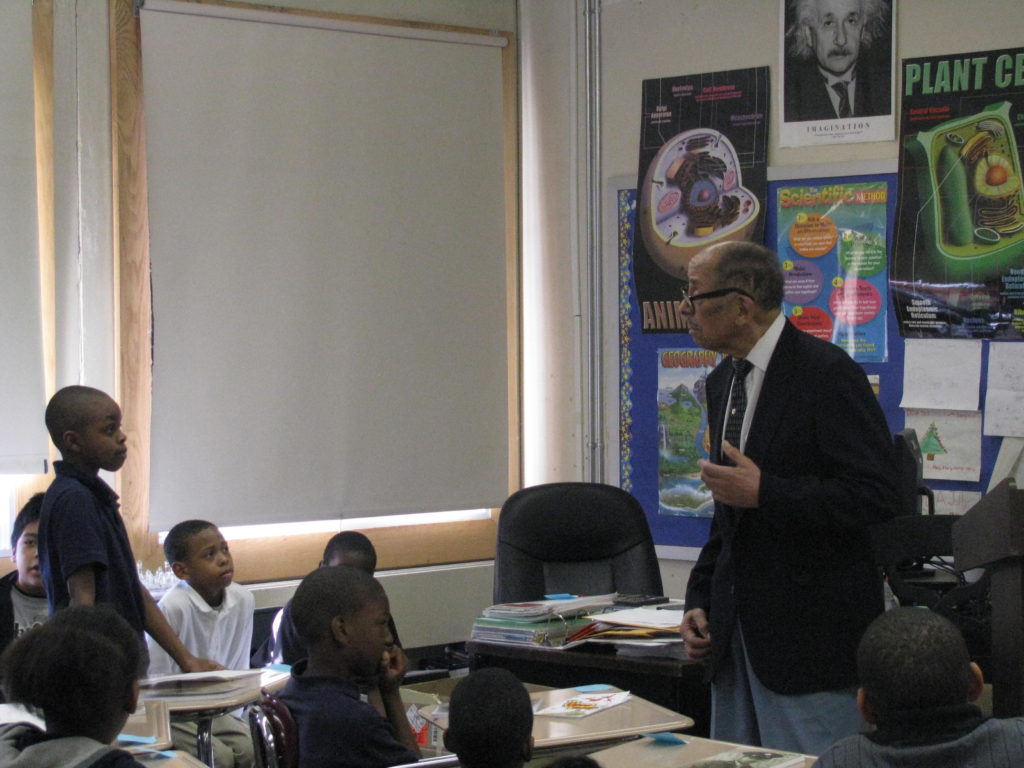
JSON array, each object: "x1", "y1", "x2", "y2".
[
  {"x1": 708, "y1": 241, "x2": 785, "y2": 311},
  {"x1": 785, "y1": 0, "x2": 890, "y2": 61}
]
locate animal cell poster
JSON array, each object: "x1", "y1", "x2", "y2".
[
  {"x1": 633, "y1": 67, "x2": 769, "y2": 334},
  {"x1": 893, "y1": 46, "x2": 1024, "y2": 340},
  {"x1": 619, "y1": 184, "x2": 717, "y2": 551},
  {"x1": 775, "y1": 181, "x2": 889, "y2": 362}
]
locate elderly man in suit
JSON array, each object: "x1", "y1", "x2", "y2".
[
  {"x1": 783, "y1": 0, "x2": 891, "y2": 122},
  {"x1": 679, "y1": 241, "x2": 897, "y2": 755}
]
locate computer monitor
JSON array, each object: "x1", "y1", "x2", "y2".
[{"x1": 894, "y1": 428, "x2": 925, "y2": 516}]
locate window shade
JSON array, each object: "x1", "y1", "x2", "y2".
[
  {"x1": 0, "y1": 1, "x2": 47, "y2": 475},
  {"x1": 140, "y1": 1, "x2": 511, "y2": 530}
]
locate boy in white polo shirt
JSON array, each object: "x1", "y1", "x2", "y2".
[{"x1": 148, "y1": 519, "x2": 254, "y2": 768}]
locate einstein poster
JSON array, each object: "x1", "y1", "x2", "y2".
[{"x1": 779, "y1": 0, "x2": 896, "y2": 147}]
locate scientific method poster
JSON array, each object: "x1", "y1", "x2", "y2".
[
  {"x1": 893, "y1": 45, "x2": 1024, "y2": 340},
  {"x1": 633, "y1": 67, "x2": 769, "y2": 334},
  {"x1": 776, "y1": 181, "x2": 889, "y2": 362}
]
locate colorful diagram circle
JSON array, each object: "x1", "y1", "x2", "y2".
[
  {"x1": 789, "y1": 305, "x2": 833, "y2": 340},
  {"x1": 782, "y1": 259, "x2": 824, "y2": 304},
  {"x1": 829, "y1": 278, "x2": 882, "y2": 324},
  {"x1": 788, "y1": 213, "x2": 838, "y2": 258},
  {"x1": 838, "y1": 235, "x2": 886, "y2": 277}
]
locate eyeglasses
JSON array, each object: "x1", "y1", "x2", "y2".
[{"x1": 680, "y1": 286, "x2": 754, "y2": 313}]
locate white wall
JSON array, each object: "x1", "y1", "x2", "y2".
[{"x1": 247, "y1": 561, "x2": 494, "y2": 649}]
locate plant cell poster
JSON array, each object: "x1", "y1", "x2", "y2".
[{"x1": 893, "y1": 45, "x2": 1024, "y2": 340}]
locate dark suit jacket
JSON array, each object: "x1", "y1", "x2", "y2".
[
  {"x1": 784, "y1": 56, "x2": 890, "y2": 122},
  {"x1": 685, "y1": 319, "x2": 896, "y2": 695}
]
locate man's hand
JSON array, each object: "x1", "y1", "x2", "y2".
[
  {"x1": 680, "y1": 608, "x2": 712, "y2": 662},
  {"x1": 698, "y1": 441, "x2": 761, "y2": 508},
  {"x1": 180, "y1": 655, "x2": 225, "y2": 673}
]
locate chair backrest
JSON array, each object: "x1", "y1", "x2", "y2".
[
  {"x1": 248, "y1": 689, "x2": 298, "y2": 768},
  {"x1": 870, "y1": 514, "x2": 991, "y2": 673},
  {"x1": 493, "y1": 482, "x2": 663, "y2": 603}
]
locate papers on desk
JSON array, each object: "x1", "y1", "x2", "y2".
[
  {"x1": 534, "y1": 690, "x2": 632, "y2": 718},
  {"x1": 140, "y1": 669, "x2": 262, "y2": 696},
  {"x1": 560, "y1": 606, "x2": 685, "y2": 656},
  {"x1": 481, "y1": 593, "x2": 617, "y2": 621}
]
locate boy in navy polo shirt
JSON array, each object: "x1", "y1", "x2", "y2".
[
  {"x1": 38, "y1": 385, "x2": 218, "y2": 673},
  {"x1": 279, "y1": 565, "x2": 420, "y2": 768}
]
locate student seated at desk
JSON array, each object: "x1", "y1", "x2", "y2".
[
  {"x1": 279, "y1": 565, "x2": 419, "y2": 768},
  {"x1": 814, "y1": 607, "x2": 1024, "y2": 768},
  {"x1": 252, "y1": 530, "x2": 402, "y2": 666},
  {"x1": 0, "y1": 605, "x2": 148, "y2": 768},
  {"x1": 148, "y1": 520, "x2": 255, "y2": 768},
  {"x1": 1, "y1": 493, "x2": 48, "y2": 656},
  {"x1": 444, "y1": 667, "x2": 533, "y2": 768}
]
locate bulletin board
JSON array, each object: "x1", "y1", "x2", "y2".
[{"x1": 617, "y1": 165, "x2": 1005, "y2": 556}]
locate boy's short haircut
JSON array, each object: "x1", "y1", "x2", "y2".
[
  {"x1": 0, "y1": 604, "x2": 139, "y2": 728},
  {"x1": 447, "y1": 667, "x2": 533, "y2": 767},
  {"x1": 11, "y1": 492, "x2": 45, "y2": 550},
  {"x1": 322, "y1": 531, "x2": 377, "y2": 571},
  {"x1": 291, "y1": 565, "x2": 384, "y2": 646},
  {"x1": 44, "y1": 385, "x2": 110, "y2": 449},
  {"x1": 163, "y1": 519, "x2": 218, "y2": 564},
  {"x1": 858, "y1": 607, "x2": 972, "y2": 717}
]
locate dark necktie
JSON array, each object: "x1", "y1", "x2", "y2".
[
  {"x1": 722, "y1": 358, "x2": 752, "y2": 463},
  {"x1": 832, "y1": 81, "x2": 852, "y2": 118}
]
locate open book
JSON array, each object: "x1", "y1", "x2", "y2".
[{"x1": 139, "y1": 669, "x2": 262, "y2": 696}]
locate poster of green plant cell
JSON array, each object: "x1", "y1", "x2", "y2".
[
  {"x1": 893, "y1": 45, "x2": 1024, "y2": 340},
  {"x1": 775, "y1": 181, "x2": 889, "y2": 362}
]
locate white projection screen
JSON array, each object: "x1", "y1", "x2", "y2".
[{"x1": 140, "y1": 1, "x2": 511, "y2": 530}]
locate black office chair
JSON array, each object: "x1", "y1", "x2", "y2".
[
  {"x1": 493, "y1": 482, "x2": 663, "y2": 603},
  {"x1": 870, "y1": 514, "x2": 991, "y2": 675}
]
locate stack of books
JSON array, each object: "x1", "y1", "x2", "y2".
[{"x1": 470, "y1": 593, "x2": 617, "y2": 647}]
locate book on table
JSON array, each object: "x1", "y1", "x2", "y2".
[
  {"x1": 480, "y1": 593, "x2": 618, "y2": 621},
  {"x1": 470, "y1": 614, "x2": 594, "y2": 647}
]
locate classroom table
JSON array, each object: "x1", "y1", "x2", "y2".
[
  {"x1": 466, "y1": 639, "x2": 711, "y2": 736},
  {"x1": 136, "y1": 750, "x2": 209, "y2": 768},
  {"x1": 413, "y1": 684, "x2": 693, "y2": 765},
  {"x1": 139, "y1": 667, "x2": 290, "y2": 768},
  {"x1": 587, "y1": 732, "x2": 816, "y2": 768}
]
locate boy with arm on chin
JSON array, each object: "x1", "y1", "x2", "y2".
[
  {"x1": 279, "y1": 565, "x2": 420, "y2": 768},
  {"x1": 0, "y1": 494, "x2": 48, "y2": 655},
  {"x1": 37, "y1": 385, "x2": 219, "y2": 674},
  {"x1": 148, "y1": 519, "x2": 255, "y2": 768}
]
